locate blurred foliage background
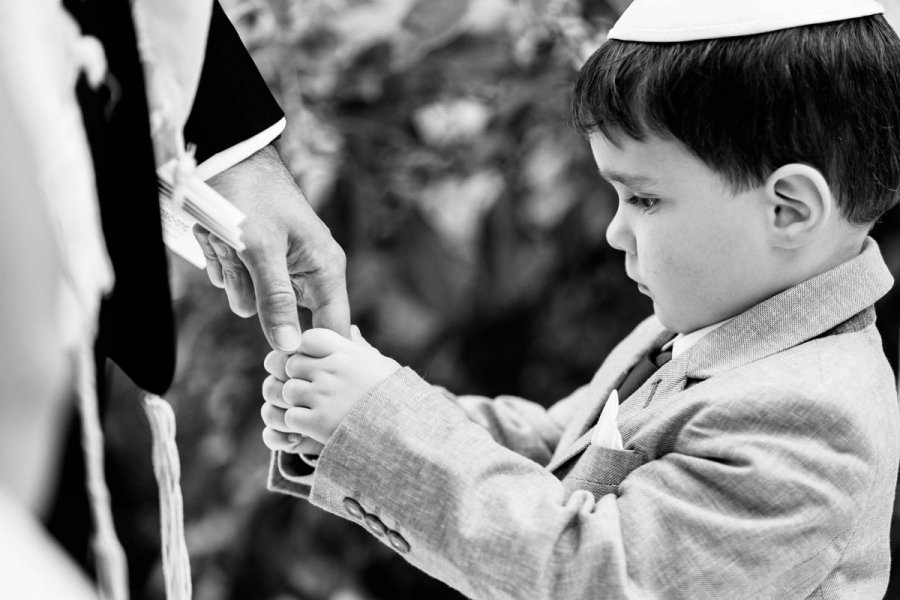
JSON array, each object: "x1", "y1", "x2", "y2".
[{"x1": 103, "y1": 1, "x2": 900, "y2": 598}]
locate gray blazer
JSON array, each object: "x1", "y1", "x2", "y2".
[{"x1": 270, "y1": 238, "x2": 899, "y2": 600}]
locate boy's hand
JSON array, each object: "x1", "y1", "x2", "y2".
[
  {"x1": 261, "y1": 351, "x2": 325, "y2": 455},
  {"x1": 261, "y1": 326, "x2": 401, "y2": 447}
]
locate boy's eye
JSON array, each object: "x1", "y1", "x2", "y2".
[{"x1": 625, "y1": 195, "x2": 659, "y2": 211}]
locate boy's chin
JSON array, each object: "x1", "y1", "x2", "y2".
[
  {"x1": 653, "y1": 306, "x2": 697, "y2": 335},
  {"x1": 653, "y1": 306, "x2": 676, "y2": 332}
]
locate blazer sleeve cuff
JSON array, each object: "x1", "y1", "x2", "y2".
[
  {"x1": 305, "y1": 367, "x2": 436, "y2": 512},
  {"x1": 267, "y1": 368, "x2": 447, "y2": 507}
]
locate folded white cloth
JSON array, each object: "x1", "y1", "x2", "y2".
[{"x1": 591, "y1": 390, "x2": 624, "y2": 450}]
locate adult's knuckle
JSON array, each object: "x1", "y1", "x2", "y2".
[
  {"x1": 200, "y1": 244, "x2": 219, "y2": 261},
  {"x1": 220, "y1": 264, "x2": 246, "y2": 282},
  {"x1": 324, "y1": 242, "x2": 347, "y2": 270},
  {"x1": 258, "y1": 284, "x2": 296, "y2": 313},
  {"x1": 244, "y1": 235, "x2": 281, "y2": 259}
]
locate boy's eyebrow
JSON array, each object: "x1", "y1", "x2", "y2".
[{"x1": 598, "y1": 169, "x2": 657, "y2": 189}]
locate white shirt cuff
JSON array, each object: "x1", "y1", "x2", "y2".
[{"x1": 194, "y1": 117, "x2": 286, "y2": 181}]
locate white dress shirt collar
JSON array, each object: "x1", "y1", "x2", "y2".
[{"x1": 664, "y1": 319, "x2": 730, "y2": 359}]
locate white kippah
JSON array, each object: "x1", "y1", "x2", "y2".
[{"x1": 608, "y1": 0, "x2": 885, "y2": 42}]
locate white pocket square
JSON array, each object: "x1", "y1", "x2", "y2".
[{"x1": 590, "y1": 389, "x2": 624, "y2": 450}]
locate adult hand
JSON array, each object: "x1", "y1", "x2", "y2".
[{"x1": 194, "y1": 144, "x2": 350, "y2": 351}]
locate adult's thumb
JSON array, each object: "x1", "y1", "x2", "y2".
[{"x1": 249, "y1": 260, "x2": 301, "y2": 352}]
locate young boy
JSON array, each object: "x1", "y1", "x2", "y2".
[{"x1": 260, "y1": 1, "x2": 900, "y2": 597}]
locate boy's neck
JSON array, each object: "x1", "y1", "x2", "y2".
[
  {"x1": 791, "y1": 228, "x2": 867, "y2": 283},
  {"x1": 683, "y1": 230, "x2": 869, "y2": 336}
]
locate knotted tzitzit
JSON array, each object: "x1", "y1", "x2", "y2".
[
  {"x1": 78, "y1": 345, "x2": 193, "y2": 600},
  {"x1": 143, "y1": 395, "x2": 192, "y2": 600}
]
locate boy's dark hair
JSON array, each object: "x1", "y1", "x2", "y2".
[{"x1": 572, "y1": 15, "x2": 900, "y2": 225}]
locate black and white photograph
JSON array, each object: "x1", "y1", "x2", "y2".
[{"x1": 4, "y1": 1, "x2": 900, "y2": 599}]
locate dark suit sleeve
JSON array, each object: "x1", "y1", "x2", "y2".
[{"x1": 184, "y1": 1, "x2": 284, "y2": 163}]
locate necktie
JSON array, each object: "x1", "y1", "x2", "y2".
[{"x1": 617, "y1": 344, "x2": 674, "y2": 404}]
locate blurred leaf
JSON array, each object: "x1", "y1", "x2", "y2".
[
  {"x1": 413, "y1": 97, "x2": 492, "y2": 147},
  {"x1": 416, "y1": 170, "x2": 505, "y2": 251},
  {"x1": 402, "y1": 0, "x2": 470, "y2": 37}
]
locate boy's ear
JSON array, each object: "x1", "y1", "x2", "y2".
[{"x1": 763, "y1": 164, "x2": 834, "y2": 249}]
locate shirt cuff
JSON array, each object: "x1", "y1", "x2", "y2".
[{"x1": 194, "y1": 117, "x2": 286, "y2": 181}]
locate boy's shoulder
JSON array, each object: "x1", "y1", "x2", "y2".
[{"x1": 685, "y1": 320, "x2": 897, "y2": 440}]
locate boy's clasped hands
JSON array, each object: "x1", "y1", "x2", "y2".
[{"x1": 260, "y1": 326, "x2": 402, "y2": 452}]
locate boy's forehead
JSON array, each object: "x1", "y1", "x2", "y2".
[
  {"x1": 589, "y1": 133, "x2": 677, "y2": 184},
  {"x1": 589, "y1": 132, "x2": 734, "y2": 192},
  {"x1": 590, "y1": 132, "x2": 670, "y2": 164},
  {"x1": 609, "y1": 0, "x2": 884, "y2": 43}
]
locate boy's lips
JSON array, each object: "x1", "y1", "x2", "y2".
[{"x1": 626, "y1": 269, "x2": 651, "y2": 296}]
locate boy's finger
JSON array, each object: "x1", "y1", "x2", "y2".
[
  {"x1": 295, "y1": 436, "x2": 322, "y2": 455},
  {"x1": 300, "y1": 328, "x2": 349, "y2": 358},
  {"x1": 264, "y1": 351, "x2": 290, "y2": 381},
  {"x1": 285, "y1": 354, "x2": 323, "y2": 381},
  {"x1": 284, "y1": 406, "x2": 316, "y2": 434},
  {"x1": 262, "y1": 376, "x2": 289, "y2": 409},
  {"x1": 283, "y1": 378, "x2": 315, "y2": 407},
  {"x1": 260, "y1": 402, "x2": 291, "y2": 432},
  {"x1": 262, "y1": 427, "x2": 304, "y2": 452}
]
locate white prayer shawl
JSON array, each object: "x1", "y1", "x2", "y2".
[
  {"x1": 132, "y1": 0, "x2": 213, "y2": 165},
  {"x1": 0, "y1": 0, "x2": 114, "y2": 351},
  {"x1": 1, "y1": 3, "x2": 211, "y2": 599}
]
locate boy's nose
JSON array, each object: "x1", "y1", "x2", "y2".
[{"x1": 605, "y1": 205, "x2": 634, "y2": 253}]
